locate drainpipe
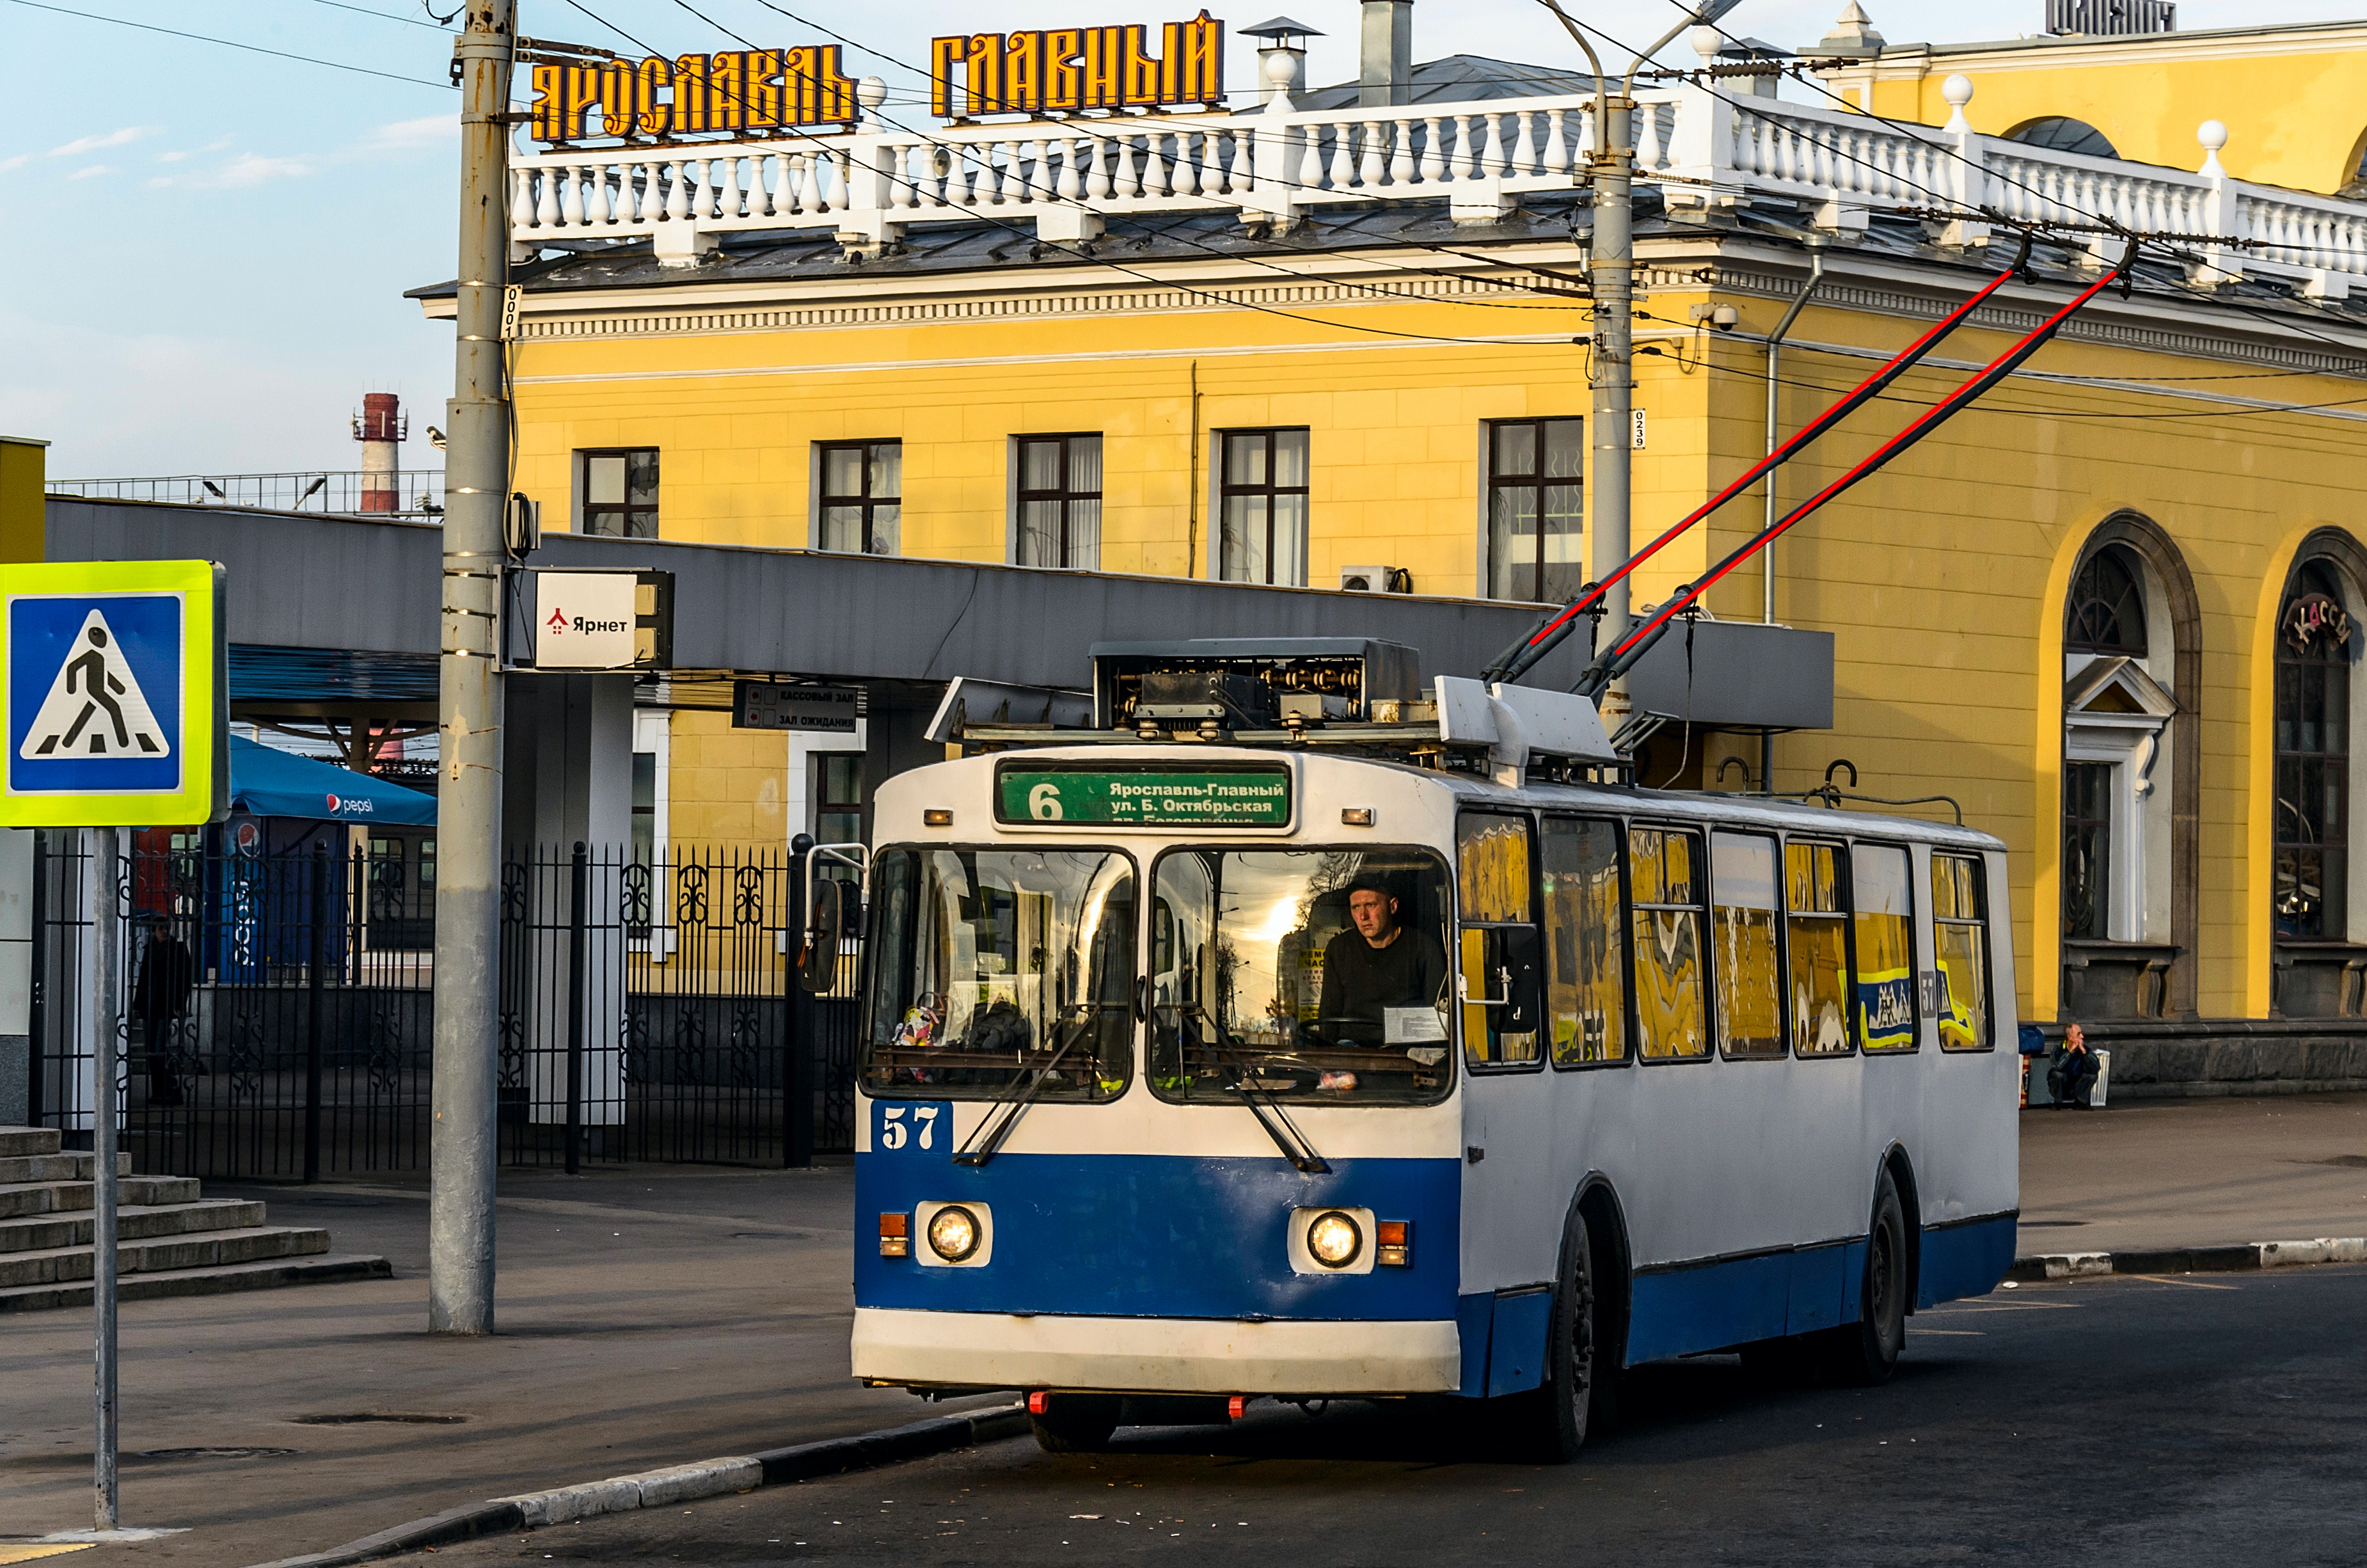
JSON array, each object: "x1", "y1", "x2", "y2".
[{"x1": 1760, "y1": 240, "x2": 1824, "y2": 791}]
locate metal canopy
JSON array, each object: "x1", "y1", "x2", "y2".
[{"x1": 46, "y1": 496, "x2": 1602, "y2": 693}]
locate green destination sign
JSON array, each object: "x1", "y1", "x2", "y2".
[{"x1": 995, "y1": 764, "x2": 1292, "y2": 827}]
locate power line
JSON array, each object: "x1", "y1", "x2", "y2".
[
  {"x1": 306, "y1": 0, "x2": 445, "y2": 29},
  {"x1": 4, "y1": 0, "x2": 455, "y2": 90}
]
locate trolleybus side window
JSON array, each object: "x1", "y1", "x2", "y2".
[
  {"x1": 1630, "y1": 826, "x2": 1710, "y2": 1059},
  {"x1": 1711, "y1": 830, "x2": 1784, "y2": 1059},
  {"x1": 1458, "y1": 814, "x2": 1544, "y2": 1068},
  {"x1": 859, "y1": 846, "x2": 1137, "y2": 1102},
  {"x1": 1853, "y1": 843, "x2": 1918, "y2": 1053},
  {"x1": 1932, "y1": 852, "x2": 1994, "y2": 1052},
  {"x1": 1542, "y1": 816, "x2": 1628, "y2": 1067},
  {"x1": 1787, "y1": 839, "x2": 1855, "y2": 1056},
  {"x1": 1148, "y1": 848, "x2": 1455, "y2": 1104}
]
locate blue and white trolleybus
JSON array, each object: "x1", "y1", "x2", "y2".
[{"x1": 846, "y1": 642, "x2": 2018, "y2": 1457}]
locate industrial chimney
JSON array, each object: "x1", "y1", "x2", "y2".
[
  {"x1": 1359, "y1": 0, "x2": 1412, "y2": 108},
  {"x1": 352, "y1": 392, "x2": 405, "y2": 513}
]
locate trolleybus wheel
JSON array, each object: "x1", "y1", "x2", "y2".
[
  {"x1": 1029, "y1": 1395, "x2": 1121, "y2": 1453},
  {"x1": 1818, "y1": 1169, "x2": 1908, "y2": 1387},
  {"x1": 1517, "y1": 1205, "x2": 1600, "y2": 1462}
]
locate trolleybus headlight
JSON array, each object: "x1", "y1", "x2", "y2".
[
  {"x1": 1306, "y1": 1210, "x2": 1363, "y2": 1269},
  {"x1": 928, "y1": 1204, "x2": 983, "y2": 1263}
]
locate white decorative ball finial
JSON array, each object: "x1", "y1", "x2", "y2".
[
  {"x1": 2197, "y1": 118, "x2": 2228, "y2": 175},
  {"x1": 1263, "y1": 49, "x2": 1298, "y2": 86},
  {"x1": 1690, "y1": 24, "x2": 1723, "y2": 62},
  {"x1": 1941, "y1": 74, "x2": 1974, "y2": 133},
  {"x1": 858, "y1": 75, "x2": 889, "y2": 110}
]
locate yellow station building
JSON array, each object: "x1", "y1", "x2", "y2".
[{"x1": 431, "y1": 3, "x2": 2367, "y2": 1088}]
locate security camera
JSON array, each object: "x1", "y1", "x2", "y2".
[{"x1": 426, "y1": 425, "x2": 449, "y2": 450}]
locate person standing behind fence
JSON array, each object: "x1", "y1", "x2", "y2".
[
  {"x1": 2048, "y1": 1022, "x2": 2100, "y2": 1109},
  {"x1": 134, "y1": 915, "x2": 196, "y2": 1108}
]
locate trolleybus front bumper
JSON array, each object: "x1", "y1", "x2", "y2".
[{"x1": 852, "y1": 1306, "x2": 1462, "y2": 1395}]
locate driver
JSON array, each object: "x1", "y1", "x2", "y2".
[{"x1": 1315, "y1": 878, "x2": 1449, "y2": 1047}]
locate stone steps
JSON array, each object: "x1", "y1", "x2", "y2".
[
  {"x1": 0, "y1": 1198, "x2": 267, "y2": 1254},
  {"x1": 0, "y1": 1253, "x2": 393, "y2": 1313},
  {"x1": 0, "y1": 1224, "x2": 330, "y2": 1289},
  {"x1": 0, "y1": 1127, "x2": 61, "y2": 1159},
  {"x1": 0, "y1": 1150, "x2": 131, "y2": 1184},
  {"x1": 0, "y1": 1126, "x2": 390, "y2": 1313},
  {"x1": 0, "y1": 1173, "x2": 200, "y2": 1218}
]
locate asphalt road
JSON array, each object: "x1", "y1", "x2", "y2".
[{"x1": 427, "y1": 1265, "x2": 2367, "y2": 1568}]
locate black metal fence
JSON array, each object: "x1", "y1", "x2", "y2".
[{"x1": 28, "y1": 836, "x2": 860, "y2": 1179}]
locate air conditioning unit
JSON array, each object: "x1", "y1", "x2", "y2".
[{"x1": 1340, "y1": 564, "x2": 1409, "y2": 594}]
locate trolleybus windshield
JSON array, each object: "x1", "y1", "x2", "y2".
[
  {"x1": 861, "y1": 846, "x2": 1137, "y2": 1102},
  {"x1": 1149, "y1": 847, "x2": 1455, "y2": 1105}
]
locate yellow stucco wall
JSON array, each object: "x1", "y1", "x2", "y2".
[
  {"x1": 1828, "y1": 27, "x2": 2367, "y2": 194},
  {"x1": 665, "y1": 708, "x2": 788, "y2": 844},
  {"x1": 507, "y1": 251, "x2": 2367, "y2": 1024}
]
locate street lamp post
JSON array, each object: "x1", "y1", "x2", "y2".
[{"x1": 1539, "y1": 0, "x2": 1741, "y2": 725}]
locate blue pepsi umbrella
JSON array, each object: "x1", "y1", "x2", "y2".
[{"x1": 228, "y1": 735, "x2": 435, "y2": 825}]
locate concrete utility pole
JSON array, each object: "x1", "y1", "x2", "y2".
[
  {"x1": 1542, "y1": 0, "x2": 1737, "y2": 725},
  {"x1": 429, "y1": 0, "x2": 514, "y2": 1336}
]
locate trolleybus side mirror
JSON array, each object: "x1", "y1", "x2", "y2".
[{"x1": 799, "y1": 880, "x2": 844, "y2": 994}]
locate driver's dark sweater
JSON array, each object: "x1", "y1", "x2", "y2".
[{"x1": 1317, "y1": 926, "x2": 1450, "y2": 1045}]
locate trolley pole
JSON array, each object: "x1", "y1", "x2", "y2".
[
  {"x1": 429, "y1": 0, "x2": 514, "y2": 1336},
  {"x1": 91, "y1": 824, "x2": 120, "y2": 1530}
]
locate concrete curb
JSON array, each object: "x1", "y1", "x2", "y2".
[
  {"x1": 241, "y1": 1404, "x2": 1029, "y2": 1568},
  {"x1": 2007, "y1": 1236, "x2": 2367, "y2": 1282}
]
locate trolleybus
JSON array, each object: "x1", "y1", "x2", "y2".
[{"x1": 846, "y1": 645, "x2": 2017, "y2": 1459}]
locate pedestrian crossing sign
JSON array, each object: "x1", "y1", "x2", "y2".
[{"x1": 1, "y1": 560, "x2": 226, "y2": 827}]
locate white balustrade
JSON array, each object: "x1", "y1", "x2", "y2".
[{"x1": 504, "y1": 83, "x2": 2367, "y2": 294}]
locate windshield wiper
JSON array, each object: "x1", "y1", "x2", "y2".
[
  {"x1": 949, "y1": 1011, "x2": 1095, "y2": 1168},
  {"x1": 1183, "y1": 1010, "x2": 1331, "y2": 1175}
]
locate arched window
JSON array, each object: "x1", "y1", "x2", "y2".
[
  {"x1": 2006, "y1": 116, "x2": 2118, "y2": 159},
  {"x1": 2066, "y1": 545, "x2": 2148, "y2": 656},
  {"x1": 2060, "y1": 526, "x2": 2186, "y2": 1020},
  {"x1": 2273, "y1": 561, "x2": 2352, "y2": 938}
]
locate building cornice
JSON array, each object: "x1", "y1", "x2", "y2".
[{"x1": 461, "y1": 230, "x2": 2367, "y2": 385}]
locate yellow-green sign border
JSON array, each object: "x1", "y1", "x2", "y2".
[{"x1": 0, "y1": 559, "x2": 227, "y2": 828}]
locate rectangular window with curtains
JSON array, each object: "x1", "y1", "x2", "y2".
[
  {"x1": 1015, "y1": 434, "x2": 1103, "y2": 569},
  {"x1": 818, "y1": 440, "x2": 902, "y2": 555},
  {"x1": 581, "y1": 448, "x2": 659, "y2": 538},
  {"x1": 1487, "y1": 418, "x2": 1585, "y2": 603},
  {"x1": 1218, "y1": 428, "x2": 1309, "y2": 586}
]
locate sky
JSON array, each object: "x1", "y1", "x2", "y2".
[{"x1": 3, "y1": 0, "x2": 2362, "y2": 480}]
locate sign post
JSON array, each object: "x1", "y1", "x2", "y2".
[{"x1": 0, "y1": 558, "x2": 226, "y2": 1532}]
